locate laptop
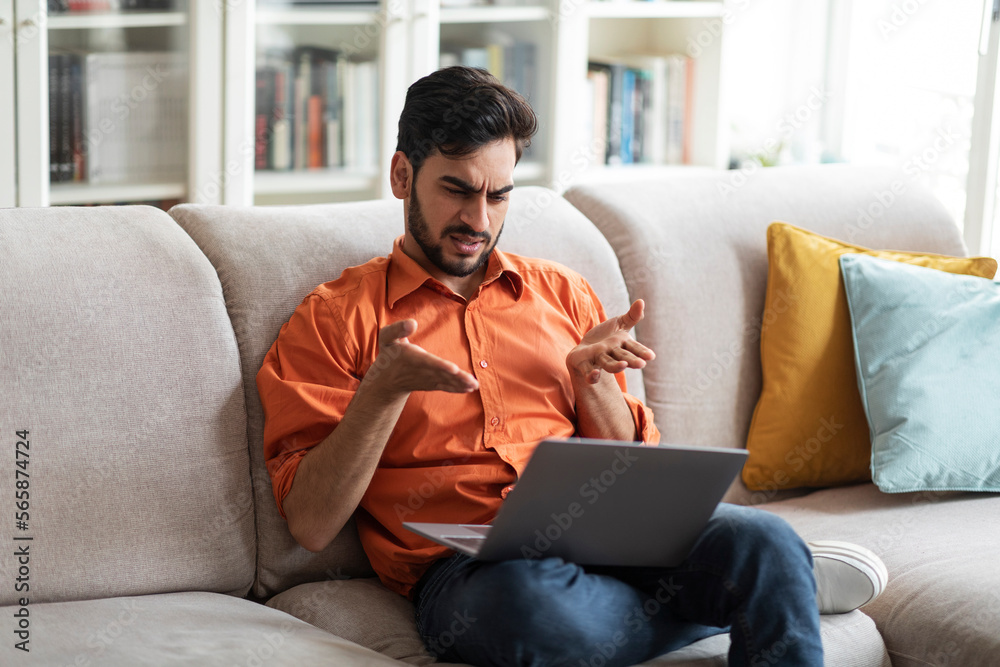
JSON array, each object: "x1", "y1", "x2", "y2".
[{"x1": 403, "y1": 438, "x2": 748, "y2": 567}]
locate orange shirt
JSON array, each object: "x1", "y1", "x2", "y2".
[{"x1": 257, "y1": 237, "x2": 660, "y2": 598}]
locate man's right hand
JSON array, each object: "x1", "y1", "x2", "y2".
[
  {"x1": 283, "y1": 317, "x2": 476, "y2": 552},
  {"x1": 282, "y1": 319, "x2": 479, "y2": 551},
  {"x1": 368, "y1": 319, "x2": 479, "y2": 396}
]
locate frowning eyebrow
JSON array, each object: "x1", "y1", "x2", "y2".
[{"x1": 440, "y1": 175, "x2": 514, "y2": 197}]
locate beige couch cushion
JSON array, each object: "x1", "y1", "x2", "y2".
[
  {"x1": 0, "y1": 591, "x2": 406, "y2": 665},
  {"x1": 763, "y1": 484, "x2": 1000, "y2": 666},
  {"x1": 267, "y1": 578, "x2": 437, "y2": 665},
  {"x1": 268, "y1": 578, "x2": 888, "y2": 666},
  {"x1": 564, "y1": 164, "x2": 966, "y2": 505},
  {"x1": 644, "y1": 612, "x2": 889, "y2": 666},
  {"x1": 169, "y1": 186, "x2": 641, "y2": 598},
  {"x1": 0, "y1": 206, "x2": 254, "y2": 604}
]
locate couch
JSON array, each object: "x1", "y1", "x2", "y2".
[{"x1": 2, "y1": 164, "x2": 997, "y2": 666}]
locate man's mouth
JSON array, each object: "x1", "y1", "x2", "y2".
[{"x1": 449, "y1": 234, "x2": 487, "y2": 255}]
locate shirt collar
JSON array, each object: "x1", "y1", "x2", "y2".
[{"x1": 387, "y1": 236, "x2": 524, "y2": 308}]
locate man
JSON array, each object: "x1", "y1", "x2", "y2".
[{"x1": 257, "y1": 66, "x2": 885, "y2": 666}]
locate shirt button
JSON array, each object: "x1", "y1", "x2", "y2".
[
  {"x1": 479, "y1": 360, "x2": 489, "y2": 368},
  {"x1": 490, "y1": 417, "x2": 499, "y2": 426}
]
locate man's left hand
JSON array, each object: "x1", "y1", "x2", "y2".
[{"x1": 567, "y1": 299, "x2": 655, "y2": 385}]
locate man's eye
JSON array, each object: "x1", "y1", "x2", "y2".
[
  {"x1": 447, "y1": 188, "x2": 467, "y2": 196},
  {"x1": 489, "y1": 195, "x2": 508, "y2": 203}
]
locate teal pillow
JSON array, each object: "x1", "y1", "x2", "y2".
[{"x1": 839, "y1": 253, "x2": 1000, "y2": 493}]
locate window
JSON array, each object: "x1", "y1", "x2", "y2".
[{"x1": 726, "y1": 0, "x2": 999, "y2": 260}]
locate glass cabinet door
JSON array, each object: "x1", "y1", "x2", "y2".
[
  {"x1": 1, "y1": 0, "x2": 17, "y2": 207},
  {"x1": 246, "y1": 0, "x2": 391, "y2": 205},
  {"x1": 11, "y1": 0, "x2": 220, "y2": 208},
  {"x1": 437, "y1": 2, "x2": 552, "y2": 186}
]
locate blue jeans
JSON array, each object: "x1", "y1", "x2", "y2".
[{"x1": 413, "y1": 503, "x2": 822, "y2": 667}]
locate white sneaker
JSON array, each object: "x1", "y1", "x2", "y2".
[{"x1": 809, "y1": 540, "x2": 889, "y2": 614}]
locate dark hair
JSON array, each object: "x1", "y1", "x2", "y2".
[{"x1": 396, "y1": 66, "x2": 538, "y2": 173}]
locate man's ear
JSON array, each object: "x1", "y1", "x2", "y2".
[{"x1": 390, "y1": 151, "x2": 413, "y2": 200}]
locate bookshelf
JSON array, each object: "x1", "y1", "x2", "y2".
[
  {"x1": 222, "y1": 0, "x2": 407, "y2": 205},
  {"x1": 550, "y1": 1, "x2": 728, "y2": 189},
  {"x1": 0, "y1": 2, "x2": 16, "y2": 208},
  {"x1": 229, "y1": 0, "x2": 728, "y2": 206},
  {"x1": 1, "y1": 0, "x2": 728, "y2": 208},
  {"x1": 1, "y1": 0, "x2": 222, "y2": 208}
]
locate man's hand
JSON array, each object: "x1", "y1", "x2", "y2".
[
  {"x1": 567, "y1": 300, "x2": 655, "y2": 384},
  {"x1": 282, "y1": 318, "x2": 476, "y2": 552},
  {"x1": 367, "y1": 319, "x2": 480, "y2": 396}
]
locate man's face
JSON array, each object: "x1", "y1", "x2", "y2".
[{"x1": 400, "y1": 139, "x2": 516, "y2": 289}]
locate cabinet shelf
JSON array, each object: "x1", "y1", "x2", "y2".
[
  {"x1": 49, "y1": 181, "x2": 186, "y2": 205},
  {"x1": 6, "y1": 0, "x2": 728, "y2": 207},
  {"x1": 252, "y1": 162, "x2": 545, "y2": 199},
  {"x1": 254, "y1": 168, "x2": 380, "y2": 195},
  {"x1": 7, "y1": 0, "x2": 221, "y2": 207},
  {"x1": 47, "y1": 11, "x2": 188, "y2": 30},
  {"x1": 255, "y1": 6, "x2": 381, "y2": 26},
  {"x1": 439, "y1": 6, "x2": 551, "y2": 24},
  {"x1": 585, "y1": 1, "x2": 723, "y2": 19}
]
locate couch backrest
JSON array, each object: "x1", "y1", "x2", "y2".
[
  {"x1": 565, "y1": 164, "x2": 967, "y2": 493},
  {"x1": 0, "y1": 206, "x2": 255, "y2": 604},
  {"x1": 169, "y1": 186, "x2": 639, "y2": 598}
]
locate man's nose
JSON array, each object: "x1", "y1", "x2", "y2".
[{"x1": 460, "y1": 195, "x2": 490, "y2": 233}]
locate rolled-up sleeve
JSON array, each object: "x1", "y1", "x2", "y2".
[
  {"x1": 256, "y1": 293, "x2": 360, "y2": 518},
  {"x1": 620, "y1": 388, "x2": 660, "y2": 445}
]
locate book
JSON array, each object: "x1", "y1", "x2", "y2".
[
  {"x1": 258, "y1": 0, "x2": 378, "y2": 5},
  {"x1": 461, "y1": 48, "x2": 489, "y2": 71},
  {"x1": 682, "y1": 56, "x2": 695, "y2": 165},
  {"x1": 255, "y1": 67, "x2": 274, "y2": 171},
  {"x1": 272, "y1": 64, "x2": 292, "y2": 170},
  {"x1": 49, "y1": 50, "x2": 187, "y2": 184},
  {"x1": 602, "y1": 62, "x2": 625, "y2": 165},
  {"x1": 631, "y1": 69, "x2": 645, "y2": 164},
  {"x1": 50, "y1": 0, "x2": 176, "y2": 13},
  {"x1": 586, "y1": 67, "x2": 609, "y2": 163},
  {"x1": 587, "y1": 54, "x2": 693, "y2": 166},
  {"x1": 608, "y1": 54, "x2": 669, "y2": 165},
  {"x1": 308, "y1": 95, "x2": 323, "y2": 168},
  {"x1": 255, "y1": 46, "x2": 351, "y2": 171},
  {"x1": 59, "y1": 52, "x2": 73, "y2": 181},
  {"x1": 664, "y1": 55, "x2": 689, "y2": 164},
  {"x1": 621, "y1": 67, "x2": 635, "y2": 164},
  {"x1": 322, "y1": 57, "x2": 342, "y2": 168},
  {"x1": 69, "y1": 54, "x2": 85, "y2": 180},
  {"x1": 47, "y1": 51, "x2": 80, "y2": 183},
  {"x1": 442, "y1": 39, "x2": 537, "y2": 104},
  {"x1": 48, "y1": 53, "x2": 61, "y2": 183},
  {"x1": 83, "y1": 51, "x2": 188, "y2": 184},
  {"x1": 293, "y1": 51, "x2": 309, "y2": 170},
  {"x1": 257, "y1": 50, "x2": 294, "y2": 170},
  {"x1": 343, "y1": 59, "x2": 378, "y2": 169}
]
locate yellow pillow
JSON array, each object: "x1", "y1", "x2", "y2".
[{"x1": 743, "y1": 222, "x2": 998, "y2": 492}]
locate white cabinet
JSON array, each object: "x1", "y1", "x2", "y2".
[
  {"x1": 551, "y1": 0, "x2": 729, "y2": 190},
  {"x1": 0, "y1": 0, "x2": 222, "y2": 208},
  {"x1": 2, "y1": 0, "x2": 727, "y2": 208},
  {"x1": 223, "y1": 0, "x2": 729, "y2": 205},
  {"x1": 222, "y1": 0, "x2": 410, "y2": 205},
  {"x1": 1, "y1": 0, "x2": 19, "y2": 208}
]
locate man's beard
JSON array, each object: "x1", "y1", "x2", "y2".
[{"x1": 407, "y1": 185, "x2": 503, "y2": 278}]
